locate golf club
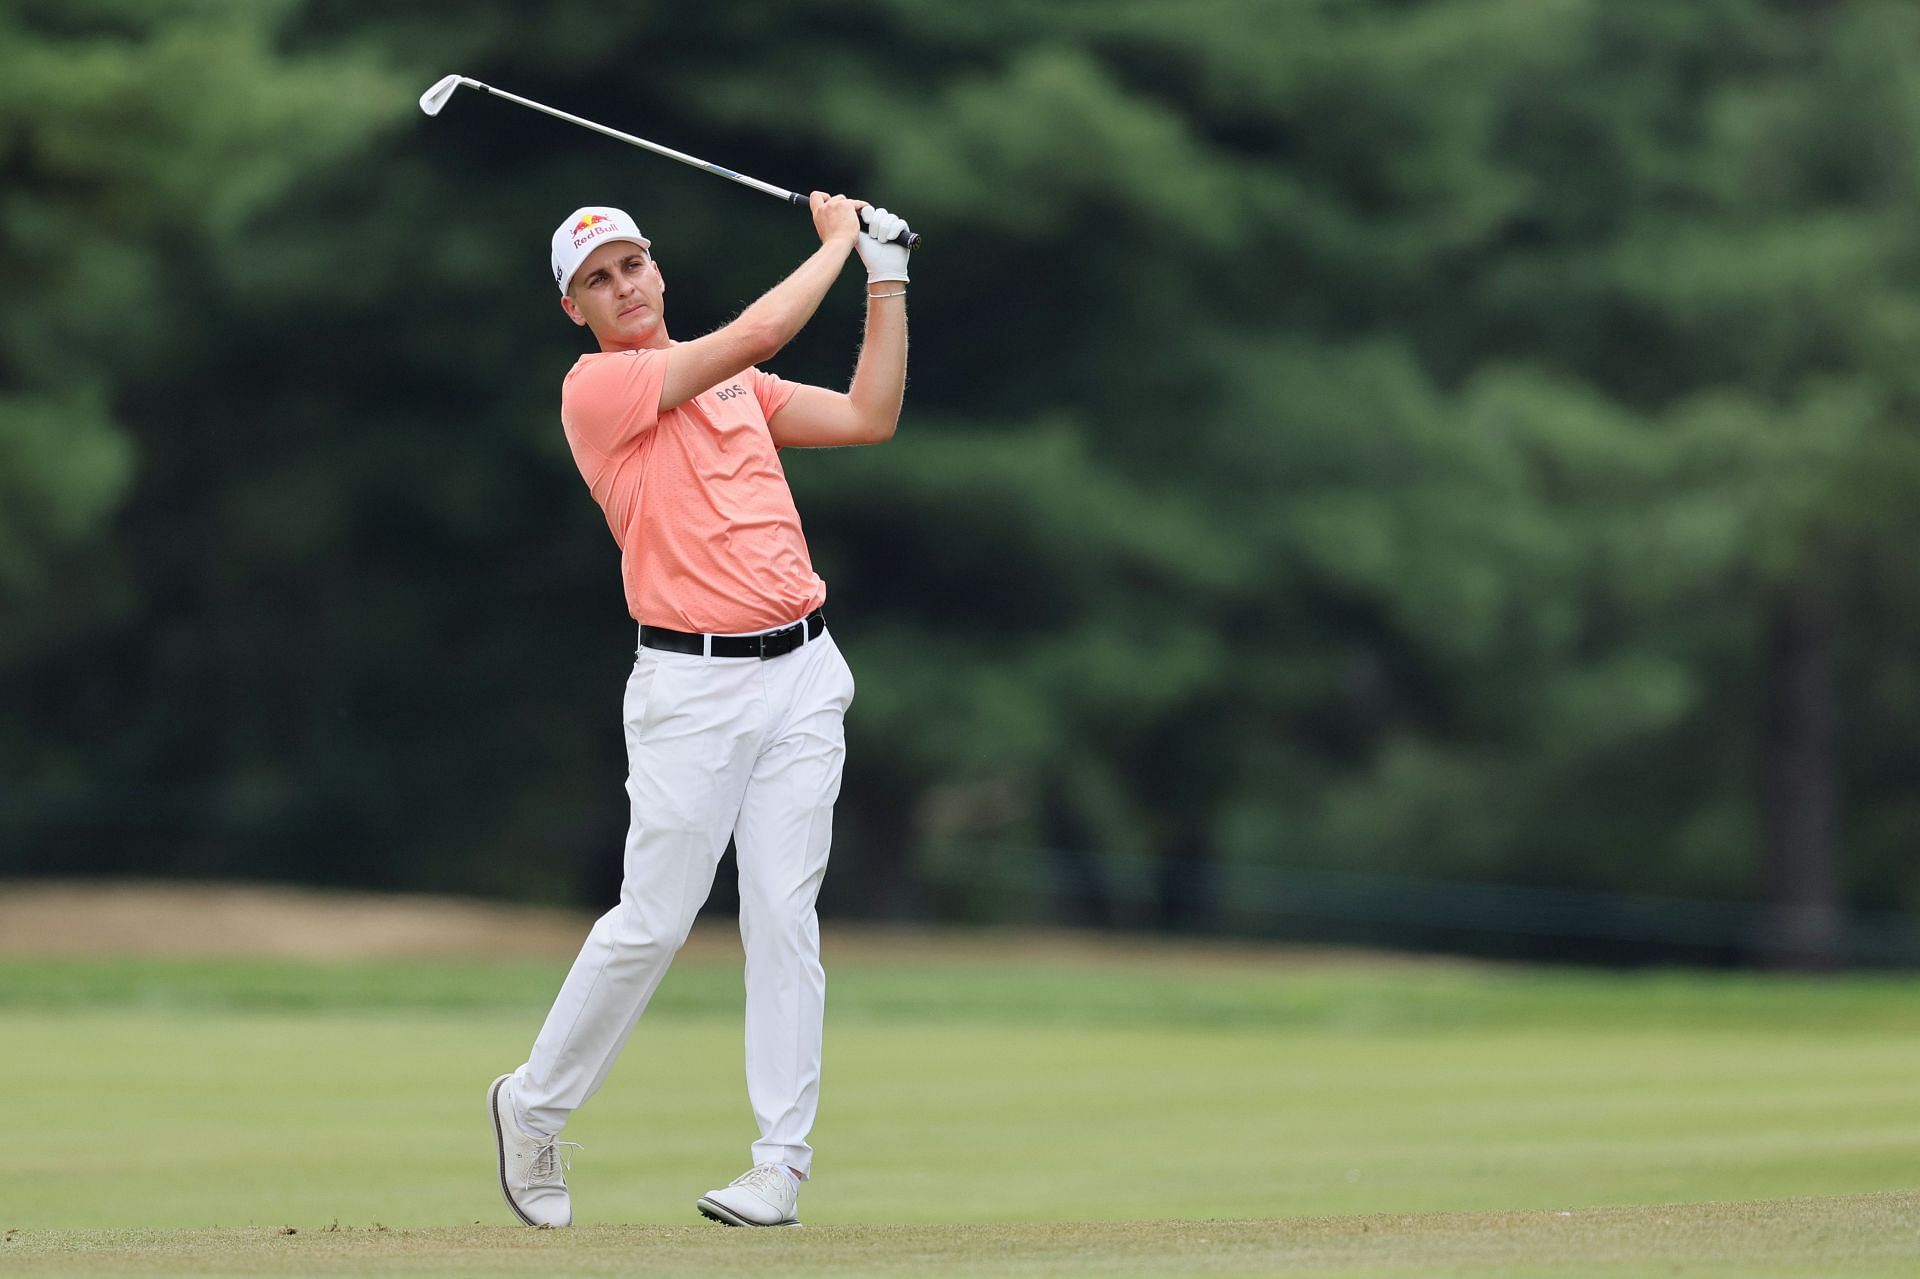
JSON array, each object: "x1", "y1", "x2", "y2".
[{"x1": 420, "y1": 75, "x2": 920, "y2": 249}]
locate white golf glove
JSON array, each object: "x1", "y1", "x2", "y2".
[{"x1": 856, "y1": 207, "x2": 912, "y2": 284}]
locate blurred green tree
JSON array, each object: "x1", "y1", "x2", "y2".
[{"x1": 0, "y1": 0, "x2": 414, "y2": 864}]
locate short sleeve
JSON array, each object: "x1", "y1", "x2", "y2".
[
  {"x1": 561, "y1": 350, "x2": 667, "y2": 459},
  {"x1": 747, "y1": 365, "x2": 800, "y2": 423}
]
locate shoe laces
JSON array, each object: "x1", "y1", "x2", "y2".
[
  {"x1": 732, "y1": 1164, "x2": 795, "y2": 1199},
  {"x1": 526, "y1": 1139, "x2": 583, "y2": 1188}
]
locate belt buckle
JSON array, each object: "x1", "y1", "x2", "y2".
[{"x1": 757, "y1": 620, "x2": 802, "y2": 660}]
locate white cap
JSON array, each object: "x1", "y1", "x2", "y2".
[{"x1": 550, "y1": 206, "x2": 652, "y2": 294}]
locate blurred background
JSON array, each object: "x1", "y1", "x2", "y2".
[{"x1": 4, "y1": 0, "x2": 1919, "y2": 970}]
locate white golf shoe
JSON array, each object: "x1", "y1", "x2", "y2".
[
  {"x1": 488, "y1": 1074, "x2": 578, "y2": 1228},
  {"x1": 696, "y1": 1163, "x2": 803, "y2": 1227}
]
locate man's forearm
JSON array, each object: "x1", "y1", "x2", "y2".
[{"x1": 847, "y1": 284, "x2": 908, "y2": 435}]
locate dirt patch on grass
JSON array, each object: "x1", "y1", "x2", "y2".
[
  {"x1": 0, "y1": 881, "x2": 599, "y2": 960},
  {"x1": 0, "y1": 879, "x2": 1451, "y2": 971}
]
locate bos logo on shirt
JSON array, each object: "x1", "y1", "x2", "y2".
[{"x1": 715, "y1": 383, "x2": 747, "y2": 401}]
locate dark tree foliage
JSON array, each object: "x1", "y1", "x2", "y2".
[{"x1": 5, "y1": 0, "x2": 1919, "y2": 964}]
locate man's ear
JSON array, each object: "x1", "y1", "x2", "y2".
[{"x1": 559, "y1": 294, "x2": 588, "y2": 327}]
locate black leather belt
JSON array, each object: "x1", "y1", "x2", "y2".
[{"x1": 639, "y1": 608, "x2": 826, "y2": 660}]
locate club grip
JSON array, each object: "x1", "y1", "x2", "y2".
[
  {"x1": 859, "y1": 209, "x2": 922, "y2": 250},
  {"x1": 786, "y1": 194, "x2": 919, "y2": 249}
]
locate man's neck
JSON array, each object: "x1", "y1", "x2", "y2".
[{"x1": 597, "y1": 330, "x2": 672, "y2": 354}]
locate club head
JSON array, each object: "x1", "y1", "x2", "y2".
[{"x1": 419, "y1": 74, "x2": 467, "y2": 117}]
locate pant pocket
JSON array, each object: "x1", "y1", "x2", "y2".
[{"x1": 622, "y1": 655, "x2": 666, "y2": 739}]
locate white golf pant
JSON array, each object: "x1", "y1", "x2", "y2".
[{"x1": 509, "y1": 622, "x2": 854, "y2": 1177}]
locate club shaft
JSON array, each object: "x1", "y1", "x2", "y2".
[
  {"x1": 469, "y1": 80, "x2": 799, "y2": 204},
  {"x1": 440, "y1": 77, "x2": 919, "y2": 248}
]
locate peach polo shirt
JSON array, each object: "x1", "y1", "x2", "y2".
[{"x1": 560, "y1": 347, "x2": 826, "y2": 632}]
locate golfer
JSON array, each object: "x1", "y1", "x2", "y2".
[{"x1": 488, "y1": 192, "x2": 911, "y2": 1229}]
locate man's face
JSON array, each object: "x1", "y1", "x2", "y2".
[{"x1": 561, "y1": 239, "x2": 665, "y2": 348}]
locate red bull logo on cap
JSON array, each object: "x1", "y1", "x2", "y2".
[{"x1": 572, "y1": 213, "x2": 622, "y2": 249}]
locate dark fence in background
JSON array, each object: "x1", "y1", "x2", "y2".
[{"x1": 914, "y1": 842, "x2": 1920, "y2": 969}]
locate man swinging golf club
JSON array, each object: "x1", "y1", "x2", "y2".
[{"x1": 488, "y1": 190, "x2": 911, "y2": 1228}]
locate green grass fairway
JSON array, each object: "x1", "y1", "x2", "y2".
[
  {"x1": 2, "y1": 929, "x2": 1917, "y2": 1275},
  {"x1": 5, "y1": 1194, "x2": 1917, "y2": 1277}
]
